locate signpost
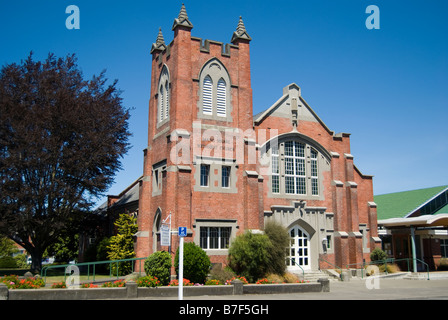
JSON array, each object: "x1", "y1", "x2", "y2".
[
  {"x1": 161, "y1": 214, "x2": 171, "y2": 248},
  {"x1": 178, "y1": 227, "x2": 187, "y2": 300},
  {"x1": 160, "y1": 224, "x2": 170, "y2": 247}
]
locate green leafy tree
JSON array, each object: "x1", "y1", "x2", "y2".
[
  {"x1": 44, "y1": 233, "x2": 79, "y2": 263},
  {"x1": 144, "y1": 251, "x2": 172, "y2": 286},
  {"x1": 0, "y1": 52, "x2": 131, "y2": 273},
  {"x1": 175, "y1": 242, "x2": 211, "y2": 284},
  {"x1": 228, "y1": 231, "x2": 274, "y2": 282},
  {"x1": 107, "y1": 213, "x2": 138, "y2": 276},
  {"x1": 0, "y1": 236, "x2": 19, "y2": 258}
]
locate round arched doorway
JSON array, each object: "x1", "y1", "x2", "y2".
[{"x1": 286, "y1": 225, "x2": 311, "y2": 271}]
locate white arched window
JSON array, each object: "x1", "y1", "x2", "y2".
[
  {"x1": 198, "y1": 58, "x2": 232, "y2": 121},
  {"x1": 216, "y1": 78, "x2": 226, "y2": 117},
  {"x1": 157, "y1": 66, "x2": 170, "y2": 125},
  {"x1": 202, "y1": 76, "x2": 213, "y2": 115}
]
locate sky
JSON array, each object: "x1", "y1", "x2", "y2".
[{"x1": 1, "y1": 1, "x2": 447, "y2": 208}]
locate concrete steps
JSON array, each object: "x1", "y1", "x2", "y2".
[{"x1": 294, "y1": 270, "x2": 334, "y2": 282}]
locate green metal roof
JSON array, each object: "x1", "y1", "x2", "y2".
[
  {"x1": 435, "y1": 202, "x2": 448, "y2": 215},
  {"x1": 374, "y1": 185, "x2": 448, "y2": 220}
]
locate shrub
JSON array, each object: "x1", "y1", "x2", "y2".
[
  {"x1": 438, "y1": 258, "x2": 448, "y2": 271},
  {"x1": 107, "y1": 214, "x2": 138, "y2": 276},
  {"x1": 174, "y1": 242, "x2": 211, "y2": 284},
  {"x1": 379, "y1": 263, "x2": 400, "y2": 273},
  {"x1": 14, "y1": 254, "x2": 28, "y2": 269},
  {"x1": 264, "y1": 221, "x2": 289, "y2": 275},
  {"x1": 266, "y1": 273, "x2": 284, "y2": 283},
  {"x1": 370, "y1": 248, "x2": 387, "y2": 262},
  {"x1": 228, "y1": 231, "x2": 273, "y2": 282},
  {"x1": 209, "y1": 264, "x2": 236, "y2": 284},
  {"x1": 283, "y1": 272, "x2": 300, "y2": 283},
  {"x1": 0, "y1": 256, "x2": 17, "y2": 268},
  {"x1": 144, "y1": 251, "x2": 172, "y2": 286}
]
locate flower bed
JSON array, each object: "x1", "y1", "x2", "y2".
[
  {"x1": 0, "y1": 275, "x2": 45, "y2": 289},
  {"x1": 1, "y1": 277, "x2": 329, "y2": 300}
]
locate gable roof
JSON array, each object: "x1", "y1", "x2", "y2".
[
  {"x1": 253, "y1": 83, "x2": 335, "y2": 136},
  {"x1": 374, "y1": 185, "x2": 448, "y2": 220}
]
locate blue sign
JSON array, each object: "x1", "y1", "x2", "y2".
[{"x1": 178, "y1": 227, "x2": 187, "y2": 237}]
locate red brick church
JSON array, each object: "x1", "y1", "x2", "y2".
[{"x1": 120, "y1": 4, "x2": 380, "y2": 273}]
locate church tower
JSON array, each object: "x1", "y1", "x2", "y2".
[{"x1": 136, "y1": 5, "x2": 262, "y2": 265}]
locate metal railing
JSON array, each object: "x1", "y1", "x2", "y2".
[
  {"x1": 318, "y1": 257, "x2": 343, "y2": 279},
  {"x1": 293, "y1": 261, "x2": 305, "y2": 280},
  {"x1": 41, "y1": 257, "x2": 147, "y2": 284}
]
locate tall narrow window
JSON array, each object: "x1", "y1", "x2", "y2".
[
  {"x1": 200, "y1": 164, "x2": 210, "y2": 187},
  {"x1": 311, "y1": 148, "x2": 319, "y2": 195},
  {"x1": 285, "y1": 141, "x2": 306, "y2": 194},
  {"x1": 159, "y1": 85, "x2": 165, "y2": 123},
  {"x1": 164, "y1": 81, "x2": 169, "y2": 120},
  {"x1": 222, "y1": 166, "x2": 230, "y2": 188},
  {"x1": 157, "y1": 66, "x2": 170, "y2": 124},
  {"x1": 216, "y1": 78, "x2": 226, "y2": 117},
  {"x1": 202, "y1": 76, "x2": 213, "y2": 115},
  {"x1": 271, "y1": 144, "x2": 279, "y2": 194}
]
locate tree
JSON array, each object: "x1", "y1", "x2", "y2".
[
  {"x1": 0, "y1": 52, "x2": 131, "y2": 273},
  {"x1": 44, "y1": 233, "x2": 79, "y2": 263},
  {"x1": 107, "y1": 213, "x2": 137, "y2": 276}
]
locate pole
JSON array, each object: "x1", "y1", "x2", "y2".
[
  {"x1": 410, "y1": 226, "x2": 417, "y2": 273},
  {"x1": 179, "y1": 235, "x2": 184, "y2": 300}
]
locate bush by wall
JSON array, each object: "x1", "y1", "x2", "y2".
[
  {"x1": 174, "y1": 242, "x2": 211, "y2": 284},
  {"x1": 228, "y1": 231, "x2": 273, "y2": 283},
  {"x1": 144, "y1": 251, "x2": 172, "y2": 286}
]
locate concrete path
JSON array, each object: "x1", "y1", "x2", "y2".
[{"x1": 138, "y1": 276, "x2": 448, "y2": 300}]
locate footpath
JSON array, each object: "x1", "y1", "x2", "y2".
[{"x1": 139, "y1": 272, "x2": 448, "y2": 300}]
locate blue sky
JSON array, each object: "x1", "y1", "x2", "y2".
[{"x1": 1, "y1": 1, "x2": 447, "y2": 207}]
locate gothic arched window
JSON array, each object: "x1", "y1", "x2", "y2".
[
  {"x1": 157, "y1": 66, "x2": 170, "y2": 125},
  {"x1": 198, "y1": 58, "x2": 232, "y2": 121}
]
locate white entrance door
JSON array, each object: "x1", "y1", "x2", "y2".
[{"x1": 286, "y1": 225, "x2": 310, "y2": 271}]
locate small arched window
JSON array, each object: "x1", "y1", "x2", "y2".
[
  {"x1": 198, "y1": 58, "x2": 232, "y2": 121},
  {"x1": 157, "y1": 66, "x2": 170, "y2": 125},
  {"x1": 202, "y1": 76, "x2": 213, "y2": 115},
  {"x1": 216, "y1": 78, "x2": 226, "y2": 117}
]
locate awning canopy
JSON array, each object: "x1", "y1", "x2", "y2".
[{"x1": 378, "y1": 213, "x2": 448, "y2": 228}]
